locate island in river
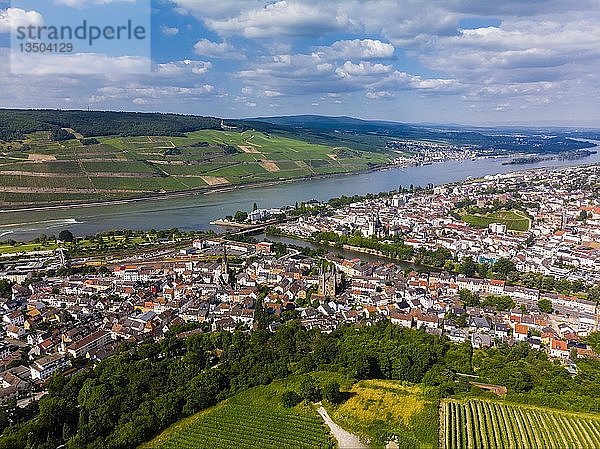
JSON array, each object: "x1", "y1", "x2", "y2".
[{"x1": 503, "y1": 149, "x2": 598, "y2": 165}]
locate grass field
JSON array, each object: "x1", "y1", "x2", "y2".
[
  {"x1": 329, "y1": 380, "x2": 439, "y2": 449},
  {"x1": 0, "y1": 232, "x2": 175, "y2": 257},
  {"x1": 442, "y1": 398, "x2": 600, "y2": 449},
  {"x1": 0, "y1": 129, "x2": 391, "y2": 206},
  {"x1": 141, "y1": 374, "x2": 341, "y2": 449},
  {"x1": 0, "y1": 241, "x2": 58, "y2": 255},
  {"x1": 460, "y1": 210, "x2": 531, "y2": 232}
]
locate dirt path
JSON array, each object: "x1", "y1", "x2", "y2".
[{"x1": 317, "y1": 407, "x2": 368, "y2": 449}]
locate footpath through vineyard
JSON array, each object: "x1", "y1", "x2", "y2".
[{"x1": 317, "y1": 407, "x2": 367, "y2": 449}]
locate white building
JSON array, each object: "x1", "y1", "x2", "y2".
[{"x1": 30, "y1": 353, "x2": 70, "y2": 380}]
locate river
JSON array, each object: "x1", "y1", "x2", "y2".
[
  {"x1": 1, "y1": 149, "x2": 600, "y2": 241},
  {"x1": 255, "y1": 233, "x2": 425, "y2": 271}
]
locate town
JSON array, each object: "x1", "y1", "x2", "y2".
[
  {"x1": 0, "y1": 163, "x2": 599, "y2": 409},
  {"x1": 386, "y1": 139, "x2": 485, "y2": 166}
]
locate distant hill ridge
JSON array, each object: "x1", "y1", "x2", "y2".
[
  {"x1": 0, "y1": 109, "x2": 597, "y2": 154},
  {"x1": 249, "y1": 114, "x2": 599, "y2": 153}
]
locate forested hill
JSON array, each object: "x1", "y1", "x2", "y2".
[{"x1": 0, "y1": 110, "x2": 225, "y2": 140}]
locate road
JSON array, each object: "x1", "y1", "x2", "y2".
[{"x1": 317, "y1": 406, "x2": 367, "y2": 449}]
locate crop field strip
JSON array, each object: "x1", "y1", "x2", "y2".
[
  {"x1": 442, "y1": 399, "x2": 600, "y2": 449},
  {"x1": 145, "y1": 403, "x2": 333, "y2": 449}
]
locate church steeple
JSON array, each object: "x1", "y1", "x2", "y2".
[{"x1": 221, "y1": 245, "x2": 230, "y2": 285}]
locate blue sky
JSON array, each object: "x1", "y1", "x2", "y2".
[{"x1": 1, "y1": 0, "x2": 600, "y2": 126}]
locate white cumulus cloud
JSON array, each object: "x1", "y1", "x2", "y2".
[
  {"x1": 0, "y1": 7, "x2": 43, "y2": 33},
  {"x1": 193, "y1": 39, "x2": 245, "y2": 59},
  {"x1": 323, "y1": 39, "x2": 395, "y2": 60},
  {"x1": 335, "y1": 61, "x2": 393, "y2": 78},
  {"x1": 204, "y1": 1, "x2": 352, "y2": 38},
  {"x1": 160, "y1": 26, "x2": 179, "y2": 36}
]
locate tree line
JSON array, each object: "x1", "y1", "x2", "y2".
[{"x1": 0, "y1": 110, "x2": 226, "y2": 141}]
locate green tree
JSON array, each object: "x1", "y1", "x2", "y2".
[
  {"x1": 497, "y1": 361, "x2": 534, "y2": 393},
  {"x1": 588, "y1": 286, "x2": 600, "y2": 303},
  {"x1": 570, "y1": 347, "x2": 578, "y2": 361},
  {"x1": 493, "y1": 258, "x2": 516, "y2": 278},
  {"x1": 253, "y1": 296, "x2": 270, "y2": 330},
  {"x1": 0, "y1": 279, "x2": 12, "y2": 298},
  {"x1": 322, "y1": 381, "x2": 342, "y2": 404},
  {"x1": 299, "y1": 376, "x2": 321, "y2": 402},
  {"x1": 586, "y1": 332, "x2": 600, "y2": 353},
  {"x1": 481, "y1": 294, "x2": 515, "y2": 312},
  {"x1": 538, "y1": 298, "x2": 553, "y2": 314},
  {"x1": 233, "y1": 211, "x2": 248, "y2": 223},
  {"x1": 444, "y1": 341, "x2": 473, "y2": 374},
  {"x1": 459, "y1": 257, "x2": 476, "y2": 276},
  {"x1": 459, "y1": 289, "x2": 480, "y2": 307},
  {"x1": 58, "y1": 229, "x2": 74, "y2": 242},
  {"x1": 281, "y1": 390, "x2": 301, "y2": 407},
  {"x1": 477, "y1": 263, "x2": 490, "y2": 277}
]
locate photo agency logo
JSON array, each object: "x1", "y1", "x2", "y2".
[{"x1": 9, "y1": 0, "x2": 151, "y2": 75}]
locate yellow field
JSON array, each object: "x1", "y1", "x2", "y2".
[
  {"x1": 330, "y1": 380, "x2": 438, "y2": 448},
  {"x1": 335, "y1": 380, "x2": 425, "y2": 427}
]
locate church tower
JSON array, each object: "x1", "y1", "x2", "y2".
[
  {"x1": 318, "y1": 261, "x2": 338, "y2": 299},
  {"x1": 220, "y1": 245, "x2": 230, "y2": 285}
]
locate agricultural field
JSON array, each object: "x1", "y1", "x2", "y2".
[
  {"x1": 0, "y1": 128, "x2": 392, "y2": 206},
  {"x1": 460, "y1": 209, "x2": 531, "y2": 232},
  {"x1": 141, "y1": 376, "x2": 337, "y2": 449},
  {"x1": 329, "y1": 379, "x2": 439, "y2": 449},
  {"x1": 441, "y1": 398, "x2": 600, "y2": 449}
]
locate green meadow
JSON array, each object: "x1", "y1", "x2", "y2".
[{"x1": 460, "y1": 210, "x2": 531, "y2": 232}]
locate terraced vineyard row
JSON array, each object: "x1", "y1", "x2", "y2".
[
  {"x1": 441, "y1": 399, "x2": 600, "y2": 449},
  {"x1": 0, "y1": 128, "x2": 391, "y2": 205},
  {"x1": 145, "y1": 403, "x2": 333, "y2": 449}
]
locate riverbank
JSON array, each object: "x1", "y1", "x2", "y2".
[
  {"x1": 0, "y1": 153, "x2": 579, "y2": 214},
  {"x1": 502, "y1": 149, "x2": 598, "y2": 166},
  {"x1": 210, "y1": 219, "x2": 251, "y2": 229},
  {"x1": 0, "y1": 162, "x2": 394, "y2": 213},
  {"x1": 0, "y1": 153, "x2": 499, "y2": 213},
  {"x1": 211, "y1": 218, "x2": 281, "y2": 229}
]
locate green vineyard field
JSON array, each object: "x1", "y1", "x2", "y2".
[
  {"x1": 0, "y1": 128, "x2": 391, "y2": 206},
  {"x1": 441, "y1": 399, "x2": 600, "y2": 449},
  {"x1": 141, "y1": 383, "x2": 335, "y2": 449}
]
